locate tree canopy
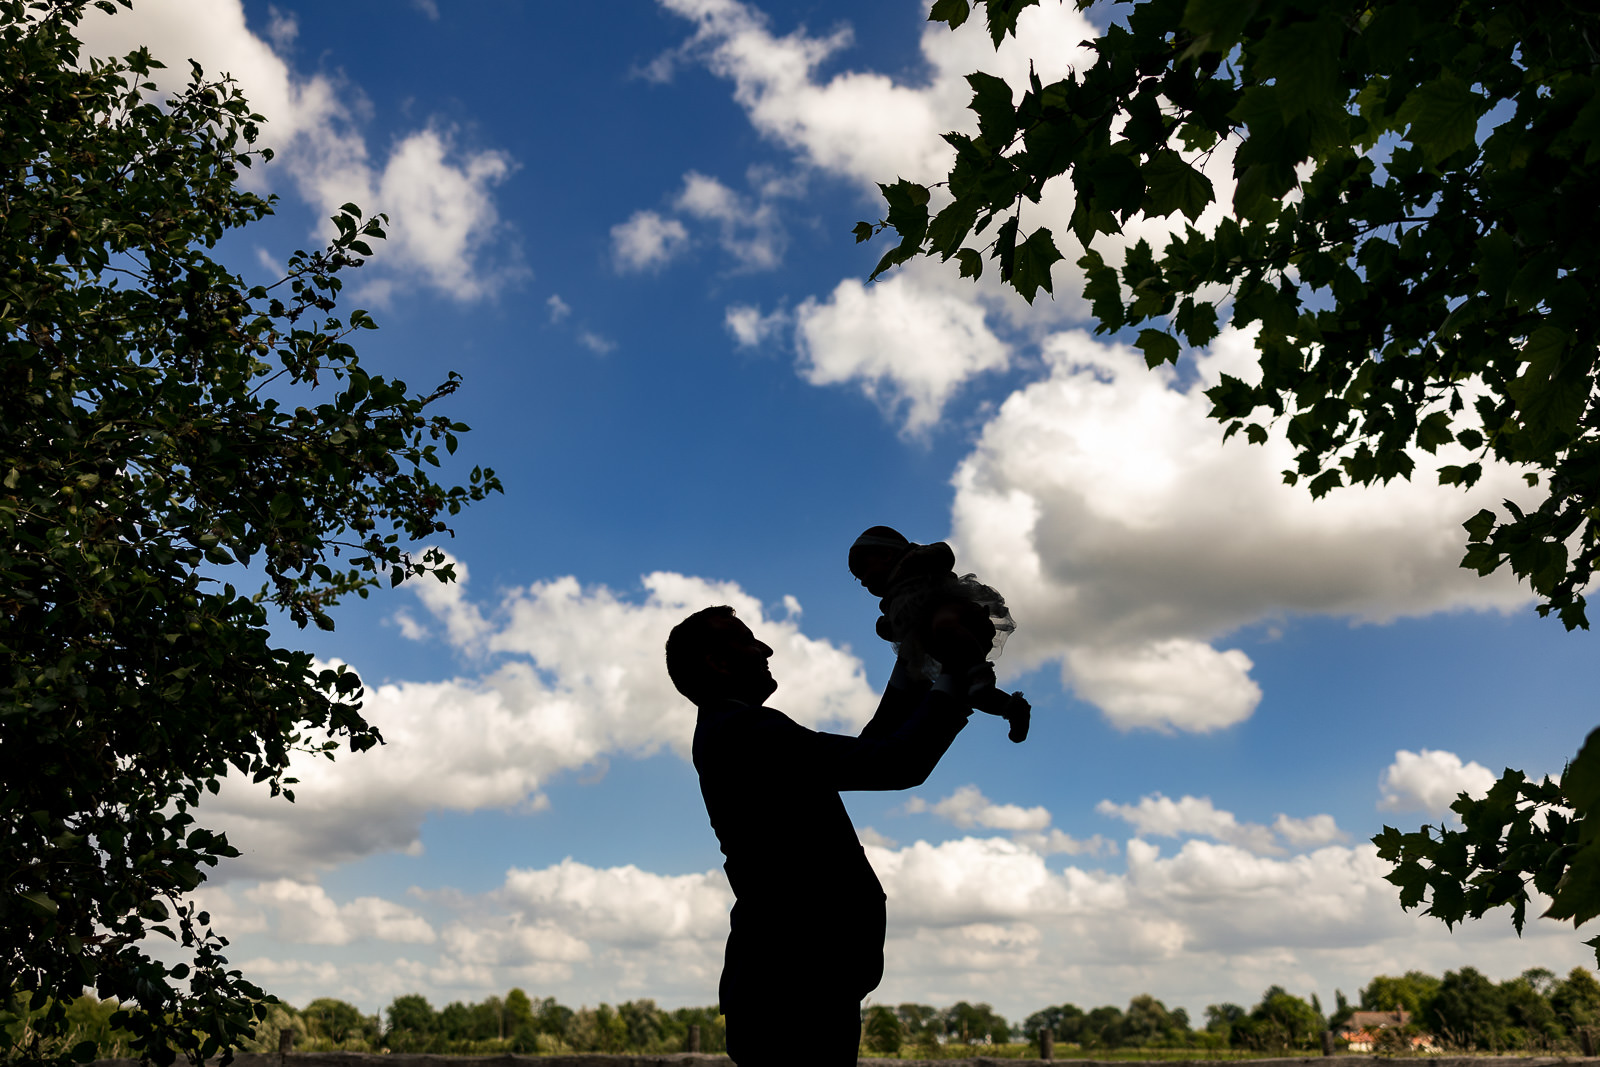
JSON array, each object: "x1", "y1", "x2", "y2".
[
  {"x1": 1375, "y1": 726, "x2": 1600, "y2": 964},
  {"x1": 1, "y1": 1, "x2": 498, "y2": 1062},
  {"x1": 861, "y1": 0, "x2": 1599, "y2": 630}
]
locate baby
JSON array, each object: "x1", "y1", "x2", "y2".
[{"x1": 849, "y1": 526, "x2": 1030, "y2": 743}]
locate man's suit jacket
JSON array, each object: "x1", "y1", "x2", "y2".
[{"x1": 693, "y1": 679, "x2": 969, "y2": 1012}]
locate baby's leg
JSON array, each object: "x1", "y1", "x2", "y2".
[{"x1": 971, "y1": 685, "x2": 1030, "y2": 743}]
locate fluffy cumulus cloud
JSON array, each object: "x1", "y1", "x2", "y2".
[
  {"x1": 78, "y1": 0, "x2": 517, "y2": 301},
  {"x1": 612, "y1": 166, "x2": 800, "y2": 274},
  {"x1": 242, "y1": 880, "x2": 437, "y2": 945},
  {"x1": 650, "y1": 0, "x2": 1546, "y2": 737},
  {"x1": 950, "y1": 328, "x2": 1535, "y2": 732},
  {"x1": 611, "y1": 210, "x2": 690, "y2": 272},
  {"x1": 655, "y1": 0, "x2": 1097, "y2": 189},
  {"x1": 236, "y1": 819, "x2": 1589, "y2": 1015},
  {"x1": 197, "y1": 557, "x2": 879, "y2": 880},
  {"x1": 910, "y1": 784, "x2": 1051, "y2": 832},
  {"x1": 1379, "y1": 749, "x2": 1500, "y2": 815},
  {"x1": 907, "y1": 785, "x2": 1113, "y2": 856},
  {"x1": 1095, "y1": 793, "x2": 1348, "y2": 856},
  {"x1": 795, "y1": 261, "x2": 1012, "y2": 433}
]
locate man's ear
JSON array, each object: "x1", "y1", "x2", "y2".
[{"x1": 703, "y1": 650, "x2": 731, "y2": 680}]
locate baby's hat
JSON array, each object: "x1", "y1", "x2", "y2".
[{"x1": 848, "y1": 525, "x2": 910, "y2": 579}]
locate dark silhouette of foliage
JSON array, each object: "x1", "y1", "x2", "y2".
[
  {"x1": 864, "y1": 0, "x2": 1600, "y2": 631},
  {"x1": 0, "y1": 2, "x2": 500, "y2": 1063},
  {"x1": 1375, "y1": 727, "x2": 1600, "y2": 963}
]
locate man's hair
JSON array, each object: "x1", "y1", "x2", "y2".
[{"x1": 665, "y1": 605, "x2": 739, "y2": 704}]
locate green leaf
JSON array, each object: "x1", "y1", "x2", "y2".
[
  {"x1": 1141, "y1": 150, "x2": 1214, "y2": 221},
  {"x1": 1250, "y1": 14, "x2": 1342, "y2": 120},
  {"x1": 1508, "y1": 326, "x2": 1584, "y2": 439},
  {"x1": 1416, "y1": 411, "x2": 1454, "y2": 453},
  {"x1": 1011, "y1": 226, "x2": 1063, "y2": 303},
  {"x1": 1563, "y1": 728, "x2": 1600, "y2": 817},
  {"x1": 928, "y1": 0, "x2": 970, "y2": 28},
  {"x1": 1397, "y1": 75, "x2": 1482, "y2": 163},
  {"x1": 1136, "y1": 329, "x2": 1181, "y2": 368},
  {"x1": 852, "y1": 221, "x2": 875, "y2": 243},
  {"x1": 967, "y1": 71, "x2": 1017, "y2": 147},
  {"x1": 1463, "y1": 508, "x2": 1496, "y2": 542},
  {"x1": 956, "y1": 247, "x2": 983, "y2": 279},
  {"x1": 1078, "y1": 250, "x2": 1126, "y2": 332}
]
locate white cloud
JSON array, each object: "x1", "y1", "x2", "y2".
[
  {"x1": 1379, "y1": 749, "x2": 1499, "y2": 815},
  {"x1": 907, "y1": 785, "x2": 1114, "y2": 856},
  {"x1": 675, "y1": 171, "x2": 787, "y2": 270},
  {"x1": 611, "y1": 210, "x2": 691, "y2": 272},
  {"x1": 656, "y1": 0, "x2": 1097, "y2": 190},
  {"x1": 857, "y1": 826, "x2": 898, "y2": 849},
  {"x1": 198, "y1": 561, "x2": 880, "y2": 879},
  {"x1": 1273, "y1": 813, "x2": 1348, "y2": 847},
  {"x1": 909, "y1": 784, "x2": 1050, "y2": 832},
  {"x1": 1096, "y1": 793, "x2": 1348, "y2": 856},
  {"x1": 244, "y1": 880, "x2": 436, "y2": 945},
  {"x1": 577, "y1": 329, "x2": 617, "y2": 355},
  {"x1": 950, "y1": 328, "x2": 1535, "y2": 732},
  {"x1": 795, "y1": 263, "x2": 1011, "y2": 434},
  {"x1": 79, "y1": 0, "x2": 518, "y2": 302},
  {"x1": 1066, "y1": 640, "x2": 1261, "y2": 734},
  {"x1": 1096, "y1": 794, "x2": 1282, "y2": 855},
  {"x1": 546, "y1": 294, "x2": 572, "y2": 323},
  {"x1": 725, "y1": 303, "x2": 788, "y2": 347},
  {"x1": 217, "y1": 825, "x2": 1592, "y2": 1019}
]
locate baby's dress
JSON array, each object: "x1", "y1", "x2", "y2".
[{"x1": 878, "y1": 544, "x2": 1017, "y2": 681}]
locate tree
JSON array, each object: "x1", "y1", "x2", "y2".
[
  {"x1": 865, "y1": 0, "x2": 1600, "y2": 962},
  {"x1": 1431, "y1": 967, "x2": 1510, "y2": 1049},
  {"x1": 384, "y1": 995, "x2": 439, "y2": 1052},
  {"x1": 1552, "y1": 968, "x2": 1600, "y2": 1033},
  {"x1": 1, "y1": 2, "x2": 500, "y2": 1063},
  {"x1": 1238, "y1": 986, "x2": 1323, "y2": 1050},
  {"x1": 1121, "y1": 994, "x2": 1190, "y2": 1046},
  {"x1": 1021, "y1": 1002, "x2": 1084, "y2": 1043},
  {"x1": 942, "y1": 1001, "x2": 1012, "y2": 1044},
  {"x1": 895, "y1": 1002, "x2": 944, "y2": 1048},
  {"x1": 1375, "y1": 727, "x2": 1600, "y2": 963},
  {"x1": 863, "y1": 0, "x2": 1598, "y2": 630},
  {"x1": 301, "y1": 998, "x2": 377, "y2": 1047},
  {"x1": 1361, "y1": 971, "x2": 1442, "y2": 1016},
  {"x1": 1080, "y1": 1004, "x2": 1126, "y2": 1048},
  {"x1": 862, "y1": 1005, "x2": 905, "y2": 1055},
  {"x1": 1499, "y1": 971, "x2": 1560, "y2": 1048}
]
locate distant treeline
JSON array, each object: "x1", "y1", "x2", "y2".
[{"x1": 8, "y1": 964, "x2": 1600, "y2": 1059}]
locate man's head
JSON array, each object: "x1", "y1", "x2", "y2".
[{"x1": 665, "y1": 606, "x2": 777, "y2": 706}]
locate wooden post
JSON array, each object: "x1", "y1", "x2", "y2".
[
  {"x1": 1321, "y1": 1030, "x2": 1335, "y2": 1057},
  {"x1": 278, "y1": 1028, "x2": 295, "y2": 1056},
  {"x1": 687, "y1": 1023, "x2": 701, "y2": 1053},
  {"x1": 1581, "y1": 1027, "x2": 1596, "y2": 1057},
  {"x1": 1040, "y1": 1027, "x2": 1054, "y2": 1061}
]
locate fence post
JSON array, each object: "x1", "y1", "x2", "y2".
[
  {"x1": 1040, "y1": 1027, "x2": 1054, "y2": 1061},
  {"x1": 688, "y1": 1023, "x2": 701, "y2": 1053},
  {"x1": 278, "y1": 1028, "x2": 295, "y2": 1058},
  {"x1": 1582, "y1": 1027, "x2": 1596, "y2": 1057},
  {"x1": 1321, "y1": 1030, "x2": 1334, "y2": 1057}
]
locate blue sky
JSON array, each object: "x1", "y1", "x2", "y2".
[{"x1": 81, "y1": 0, "x2": 1597, "y2": 1024}]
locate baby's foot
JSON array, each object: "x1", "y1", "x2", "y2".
[{"x1": 1004, "y1": 692, "x2": 1030, "y2": 743}]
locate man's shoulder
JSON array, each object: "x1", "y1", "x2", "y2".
[{"x1": 694, "y1": 700, "x2": 811, "y2": 756}]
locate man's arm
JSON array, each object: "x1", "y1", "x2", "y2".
[
  {"x1": 857, "y1": 658, "x2": 932, "y2": 742},
  {"x1": 811, "y1": 679, "x2": 970, "y2": 792}
]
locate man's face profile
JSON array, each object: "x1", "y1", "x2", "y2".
[{"x1": 706, "y1": 618, "x2": 777, "y2": 705}]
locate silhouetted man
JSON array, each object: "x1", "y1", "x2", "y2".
[{"x1": 666, "y1": 604, "x2": 986, "y2": 1066}]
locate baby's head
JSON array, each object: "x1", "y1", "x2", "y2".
[{"x1": 848, "y1": 525, "x2": 910, "y2": 596}]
